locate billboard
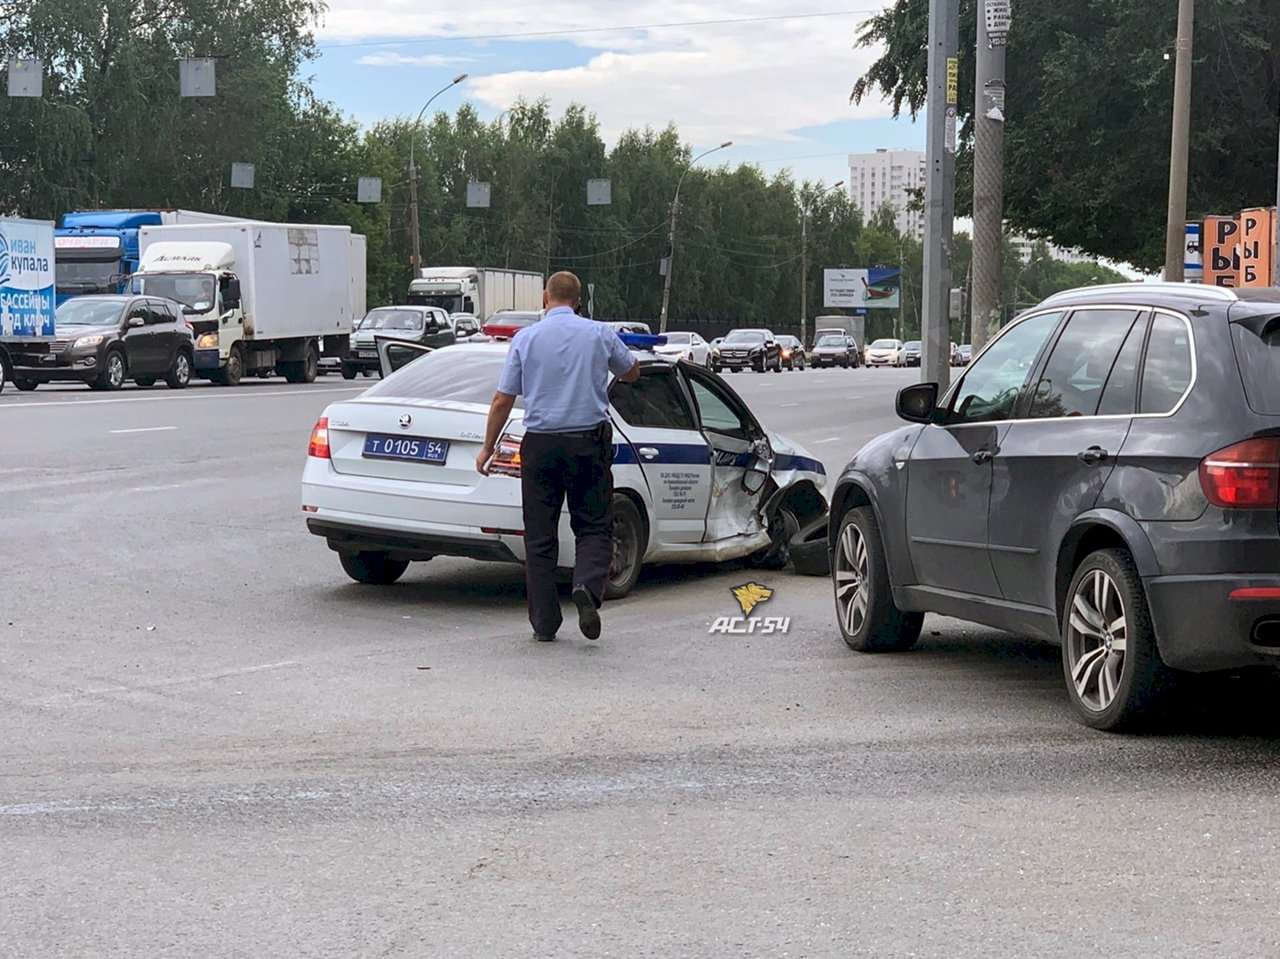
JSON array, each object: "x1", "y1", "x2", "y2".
[
  {"x1": 823, "y1": 268, "x2": 901, "y2": 309},
  {"x1": 0, "y1": 217, "x2": 55, "y2": 336},
  {"x1": 1240, "y1": 208, "x2": 1274, "y2": 287},
  {"x1": 1201, "y1": 210, "x2": 1277, "y2": 288}
]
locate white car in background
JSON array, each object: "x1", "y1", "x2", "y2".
[
  {"x1": 301, "y1": 340, "x2": 830, "y2": 597},
  {"x1": 653, "y1": 331, "x2": 711, "y2": 366},
  {"x1": 864, "y1": 338, "x2": 907, "y2": 368}
]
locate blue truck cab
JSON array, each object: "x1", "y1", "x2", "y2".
[{"x1": 54, "y1": 211, "x2": 166, "y2": 305}]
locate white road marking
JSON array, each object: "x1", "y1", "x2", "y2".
[
  {"x1": 815, "y1": 436, "x2": 845, "y2": 444},
  {"x1": 109, "y1": 426, "x2": 177, "y2": 434},
  {"x1": 31, "y1": 660, "x2": 301, "y2": 708},
  {"x1": 129, "y1": 484, "x2": 184, "y2": 492},
  {"x1": 0, "y1": 386, "x2": 363, "y2": 411},
  {"x1": 780, "y1": 403, "x2": 800, "y2": 408}
]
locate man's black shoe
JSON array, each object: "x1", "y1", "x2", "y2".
[
  {"x1": 533, "y1": 631, "x2": 557, "y2": 642},
  {"x1": 572, "y1": 586, "x2": 601, "y2": 640}
]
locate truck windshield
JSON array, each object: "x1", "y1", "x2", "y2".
[
  {"x1": 55, "y1": 259, "x2": 118, "y2": 294},
  {"x1": 406, "y1": 291, "x2": 463, "y2": 313},
  {"x1": 56, "y1": 299, "x2": 125, "y2": 327},
  {"x1": 130, "y1": 273, "x2": 216, "y2": 311}
]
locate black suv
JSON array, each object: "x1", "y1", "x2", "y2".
[
  {"x1": 777, "y1": 335, "x2": 807, "y2": 370},
  {"x1": 713, "y1": 328, "x2": 782, "y2": 373},
  {"x1": 827, "y1": 283, "x2": 1280, "y2": 731},
  {"x1": 345, "y1": 306, "x2": 455, "y2": 379},
  {"x1": 9, "y1": 295, "x2": 195, "y2": 391}
]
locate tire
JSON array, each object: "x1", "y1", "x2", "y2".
[
  {"x1": 165, "y1": 350, "x2": 192, "y2": 389},
  {"x1": 339, "y1": 551, "x2": 410, "y2": 585},
  {"x1": 1061, "y1": 548, "x2": 1173, "y2": 732},
  {"x1": 341, "y1": 362, "x2": 358, "y2": 380},
  {"x1": 283, "y1": 344, "x2": 320, "y2": 384},
  {"x1": 752, "y1": 504, "x2": 799, "y2": 571},
  {"x1": 213, "y1": 345, "x2": 243, "y2": 386},
  {"x1": 0, "y1": 353, "x2": 8, "y2": 394},
  {"x1": 95, "y1": 350, "x2": 126, "y2": 391},
  {"x1": 134, "y1": 377, "x2": 157, "y2": 388},
  {"x1": 14, "y1": 378, "x2": 37, "y2": 391},
  {"x1": 833, "y1": 506, "x2": 923, "y2": 652},
  {"x1": 605, "y1": 494, "x2": 644, "y2": 600}
]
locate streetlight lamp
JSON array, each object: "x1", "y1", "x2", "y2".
[
  {"x1": 408, "y1": 73, "x2": 468, "y2": 277},
  {"x1": 658, "y1": 140, "x2": 732, "y2": 333},
  {"x1": 799, "y1": 180, "x2": 843, "y2": 346}
]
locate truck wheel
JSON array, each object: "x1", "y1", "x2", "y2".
[
  {"x1": 0, "y1": 353, "x2": 7, "y2": 393},
  {"x1": 339, "y1": 551, "x2": 410, "y2": 585},
  {"x1": 340, "y1": 362, "x2": 357, "y2": 380},
  {"x1": 14, "y1": 379, "x2": 37, "y2": 391},
  {"x1": 165, "y1": 351, "x2": 191, "y2": 389},
  {"x1": 282, "y1": 344, "x2": 319, "y2": 384},
  {"x1": 213, "y1": 346, "x2": 243, "y2": 386}
]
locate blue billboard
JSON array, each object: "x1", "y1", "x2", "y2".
[{"x1": 0, "y1": 217, "x2": 56, "y2": 336}]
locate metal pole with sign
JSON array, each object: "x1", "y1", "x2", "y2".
[
  {"x1": 970, "y1": 0, "x2": 1009, "y2": 352},
  {"x1": 1163, "y1": 0, "x2": 1196, "y2": 281},
  {"x1": 922, "y1": 0, "x2": 959, "y2": 389}
]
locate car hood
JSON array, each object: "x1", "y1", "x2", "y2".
[
  {"x1": 812, "y1": 345, "x2": 844, "y2": 352},
  {"x1": 54, "y1": 324, "x2": 115, "y2": 338},
  {"x1": 352, "y1": 329, "x2": 421, "y2": 346},
  {"x1": 767, "y1": 430, "x2": 828, "y2": 493}
]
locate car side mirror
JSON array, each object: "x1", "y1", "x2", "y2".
[
  {"x1": 897, "y1": 383, "x2": 940, "y2": 424},
  {"x1": 128, "y1": 316, "x2": 145, "y2": 328},
  {"x1": 742, "y1": 465, "x2": 768, "y2": 495}
]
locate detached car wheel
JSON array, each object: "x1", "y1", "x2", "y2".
[
  {"x1": 834, "y1": 507, "x2": 923, "y2": 652},
  {"x1": 339, "y1": 551, "x2": 410, "y2": 585},
  {"x1": 1062, "y1": 549, "x2": 1172, "y2": 731},
  {"x1": 605, "y1": 495, "x2": 644, "y2": 599}
]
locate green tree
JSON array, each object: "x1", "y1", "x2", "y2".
[{"x1": 851, "y1": 0, "x2": 1280, "y2": 270}]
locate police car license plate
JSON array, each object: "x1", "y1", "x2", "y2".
[{"x1": 363, "y1": 434, "x2": 449, "y2": 464}]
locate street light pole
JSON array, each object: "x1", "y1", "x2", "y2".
[
  {"x1": 408, "y1": 73, "x2": 468, "y2": 278},
  {"x1": 1163, "y1": 0, "x2": 1195, "y2": 281},
  {"x1": 800, "y1": 180, "x2": 843, "y2": 346},
  {"x1": 658, "y1": 140, "x2": 732, "y2": 333}
]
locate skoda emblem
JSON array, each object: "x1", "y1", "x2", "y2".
[{"x1": 398, "y1": 413, "x2": 412, "y2": 430}]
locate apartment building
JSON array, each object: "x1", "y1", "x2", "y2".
[{"x1": 847, "y1": 149, "x2": 926, "y2": 240}]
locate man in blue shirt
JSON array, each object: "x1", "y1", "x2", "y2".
[{"x1": 477, "y1": 271, "x2": 640, "y2": 642}]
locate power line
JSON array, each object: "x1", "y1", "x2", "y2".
[{"x1": 317, "y1": 9, "x2": 876, "y2": 51}]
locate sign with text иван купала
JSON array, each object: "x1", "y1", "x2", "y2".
[{"x1": 0, "y1": 217, "x2": 55, "y2": 336}]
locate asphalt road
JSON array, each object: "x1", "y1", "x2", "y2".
[{"x1": 4, "y1": 365, "x2": 1280, "y2": 958}]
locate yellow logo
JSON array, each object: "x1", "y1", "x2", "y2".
[{"x1": 731, "y1": 582, "x2": 774, "y2": 617}]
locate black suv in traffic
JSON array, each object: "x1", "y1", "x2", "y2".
[
  {"x1": 828, "y1": 283, "x2": 1280, "y2": 731},
  {"x1": 8, "y1": 295, "x2": 195, "y2": 391},
  {"x1": 712, "y1": 328, "x2": 782, "y2": 373}
]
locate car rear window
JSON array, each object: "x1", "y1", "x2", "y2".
[
  {"x1": 1232, "y1": 319, "x2": 1280, "y2": 414},
  {"x1": 362, "y1": 348, "x2": 520, "y2": 407}
]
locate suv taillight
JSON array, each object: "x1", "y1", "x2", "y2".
[
  {"x1": 1199, "y1": 437, "x2": 1280, "y2": 509},
  {"x1": 308, "y1": 416, "x2": 331, "y2": 459},
  {"x1": 488, "y1": 432, "x2": 523, "y2": 477}
]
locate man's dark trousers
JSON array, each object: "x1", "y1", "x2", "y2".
[{"x1": 520, "y1": 423, "x2": 614, "y2": 636}]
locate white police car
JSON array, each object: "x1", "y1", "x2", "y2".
[{"x1": 301, "y1": 334, "x2": 829, "y2": 597}]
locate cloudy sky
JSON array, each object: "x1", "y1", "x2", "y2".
[{"x1": 308, "y1": 1, "x2": 922, "y2": 187}]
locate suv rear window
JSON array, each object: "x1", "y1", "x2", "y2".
[
  {"x1": 362, "y1": 348, "x2": 521, "y2": 407},
  {"x1": 1232, "y1": 319, "x2": 1280, "y2": 414}
]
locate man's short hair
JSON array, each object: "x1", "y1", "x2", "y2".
[{"x1": 546, "y1": 271, "x2": 581, "y2": 306}]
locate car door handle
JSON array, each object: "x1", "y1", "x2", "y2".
[
  {"x1": 970, "y1": 447, "x2": 998, "y2": 465},
  {"x1": 638, "y1": 447, "x2": 660, "y2": 460},
  {"x1": 1077, "y1": 446, "x2": 1109, "y2": 466}
]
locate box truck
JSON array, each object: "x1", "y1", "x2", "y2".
[
  {"x1": 406, "y1": 267, "x2": 542, "y2": 320},
  {"x1": 54, "y1": 209, "x2": 244, "y2": 304},
  {"x1": 0, "y1": 217, "x2": 57, "y2": 394},
  {"x1": 129, "y1": 221, "x2": 366, "y2": 385}
]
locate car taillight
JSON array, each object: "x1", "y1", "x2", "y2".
[
  {"x1": 488, "y1": 432, "x2": 523, "y2": 477},
  {"x1": 1199, "y1": 437, "x2": 1280, "y2": 509},
  {"x1": 308, "y1": 416, "x2": 331, "y2": 459}
]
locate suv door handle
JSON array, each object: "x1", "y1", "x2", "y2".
[
  {"x1": 970, "y1": 447, "x2": 997, "y2": 465},
  {"x1": 638, "y1": 447, "x2": 660, "y2": 460},
  {"x1": 1077, "y1": 446, "x2": 1109, "y2": 466}
]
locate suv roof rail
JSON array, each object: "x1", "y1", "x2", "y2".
[{"x1": 1039, "y1": 282, "x2": 1239, "y2": 307}]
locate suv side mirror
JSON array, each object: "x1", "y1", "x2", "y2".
[
  {"x1": 897, "y1": 383, "x2": 939, "y2": 424},
  {"x1": 128, "y1": 314, "x2": 146, "y2": 328}
]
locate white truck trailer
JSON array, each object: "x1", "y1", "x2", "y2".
[
  {"x1": 406, "y1": 266, "x2": 542, "y2": 320},
  {"x1": 130, "y1": 221, "x2": 366, "y2": 385}
]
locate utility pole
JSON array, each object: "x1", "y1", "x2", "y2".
[
  {"x1": 799, "y1": 181, "x2": 843, "y2": 345},
  {"x1": 970, "y1": 0, "x2": 1009, "y2": 351},
  {"x1": 1274, "y1": 99, "x2": 1280, "y2": 286},
  {"x1": 1163, "y1": 0, "x2": 1195, "y2": 282},
  {"x1": 922, "y1": 0, "x2": 959, "y2": 388},
  {"x1": 658, "y1": 141, "x2": 732, "y2": 333}
]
